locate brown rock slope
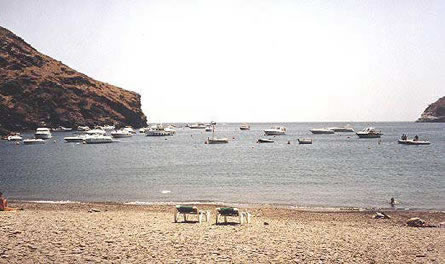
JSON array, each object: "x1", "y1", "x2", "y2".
[
  {"x1": 417, "y1": 96, "x2": 445, "y2": 122},
  {"x1": 0, "y1": 26, "x2": 147, "y2": 135}
]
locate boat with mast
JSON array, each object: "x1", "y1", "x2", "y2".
[{"x1": 207, "y1": 125, "x2": 229, "y2": 144}]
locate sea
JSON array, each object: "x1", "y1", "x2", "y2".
[{"x1": 0, "y1": 122, "x2": 444, "y2": 210}]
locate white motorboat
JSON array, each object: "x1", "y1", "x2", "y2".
[
  {"x1": 145, "y1": 124, "x2": 174, "y2": 136},
  {"x1": 264, "y1": 126, "x2": 286, "y2": 135},
  {"x1": 83, "y1": 135, "x2": 113, "y2": 144},
  {"x1": 7, "y1": 135, "x2": 22, "y2": 141},
  {"x1": 139, "y1": 128, "x2": 147, "y2": 133},
  {"x1": 77, "y1": 126, "x2": 90, "y2": 131},
  {"x1": 240, "y1": 123, "x2": 250, "y2": 130},
  {"x1": 207, "y1": 138, "x2": 229, "y2": 144},
  {"x1": 86, "y1": 129, "x2": 107, "y2": 136},
  {"x1": 111, "y1": 130, "x2": 133, "y2": 138},
  {"x1": 64, "y1": 135, "x2": 87, "y2": 142},
  {"x1": 398, "y1": 139, "x2": 430, "y2": 145},
  {"x1": 328, "y1": 126, "x2": 354, "y2": 132},
  {"x1": 356, "y1": 127, "x2": 383, "y2": 138},
  {"x1": 35, "y1": 128, "x2": 52, "y2": 139},
  {"x1": 52, "y1": 126, "x2": 73, "y2": 132},
  {"x1": 103, "y1": 125, "x2": 115, "y2": 131},
  {"x1": 205, "y1": 125, "x2": 212, "y2": 132},
  {"x1": 124, "y1": 126, "x2": 136, "y2": 134},
  {"x1": 310, "y1": 128, "x2": 335, "y2": 134},
  {"x1": 206, "y1": 125, "x2": 229, "y2": 144},
  {"x1": 298, "y1": 138, "x2": 313, "y2": 144},
  {"x1": 23, "y1": 139, "x2": 45, "y2": 144},
  {"x1": 189, "y1": 123, "x2": 206, "y2": 129},
  {"x1": 164, "y1": 125, "x2": 176, "y2": 134},
  {"x1": 257, "y1": 138, "x2": 274, "y2": 143}
]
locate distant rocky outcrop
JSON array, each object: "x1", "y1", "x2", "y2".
[
  {"x1": 0, "y1": 26, "x2": 147, "y2": 135},
  {"x1": 417, "y1": 96, "x2": 445, "y2": 122}
]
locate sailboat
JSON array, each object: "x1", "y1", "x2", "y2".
[{"x1": 207, "y1": 125, "x2": 229, "y2": 144}]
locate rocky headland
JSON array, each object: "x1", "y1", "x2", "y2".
[
  {"x1": 417, "y1": 96, "x2": 445, "y2": 122},
  {"x1": 0, "y1": 26, "x2": 147, "y2": 135}
]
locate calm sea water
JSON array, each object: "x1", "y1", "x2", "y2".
[{"x1": 0, "y1": 122, "x2": 444, "y2": 210}]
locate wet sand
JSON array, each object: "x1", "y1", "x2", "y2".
[{"x1": 0, "y1": 202, "x2": 444, "y2": 263}]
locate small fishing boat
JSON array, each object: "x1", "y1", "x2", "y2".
[
  {"x1": 398, "y1": 139, "x2": 430, "y2": 145},
  {"x1": 257, "y1": 138, "x2": 274, "y2": 143},
  {"x1": 206, "y1": 125, "x2": 229, "y2": 144},
  {"x1": 240, "y1": 123, "x2": 250, "y2": 130},
  {"x1": 23, "y1": 139, "x2": 45, "y2": 144},
  {"x1": 356, "y1": 127, "x2": 383, "y2": 138},
  {"x1": 310, "y1": 128, "x2": 334, "y2": 134},
  {"x1": 264, "y1": 126, "x2": 286, "y2": 135},
  {"x1": 298, "y1": 138, "x2": 312, "y2": 144}
]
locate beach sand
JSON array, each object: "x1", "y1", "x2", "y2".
[{"x1": 0, "y1": 202, "x2": 443, "y2": 263}]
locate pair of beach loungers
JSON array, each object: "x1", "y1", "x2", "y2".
[{"x1": 174, "y1": 205, "x2": 251, "y2": 224}]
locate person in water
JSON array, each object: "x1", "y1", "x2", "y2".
[{"x1": 0, "y1": 192, "x2": 16, "y2": 211}]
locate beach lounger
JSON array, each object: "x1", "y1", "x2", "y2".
[
  {"x1": 216, "y1": 207, "x2": 251, "y2": 224},
  {"x1": 174, "y1": 205, "x2": 210, "y2": 223}
]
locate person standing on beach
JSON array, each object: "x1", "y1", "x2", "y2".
[{"x1": 0, "y1": 192, "x2": 16, "y2": 211}]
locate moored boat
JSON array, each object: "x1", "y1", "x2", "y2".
[
  {"x1": 189, "y1": 123, "x2": 206, "y2": 129},
  {"x1": 111, "y1": 130, "x2": 133, "y2": 138},
  {"x1": 310, "y1": 128, "x2": 335, "y2": 134},
  {"x1": 356, "y1": 127, "x2": 383, "y2": 138},
  {"x1": 86, "y1": 129, "x2": 107, "y2": 136},
  {"x1": 240, "y1": 123, "x2": 250, "y2": 130},
  {"x1": 205, "y1": 125, "x2": 212, "y2": 132},
  {"x1": 206, "y1": 125, "x2": 229, "y2": 144},
  {"x1": 298, "y1": 138, "x2": 312, "y2": 144},
  {"x1": 64, "y1": 135, "x2": 87, "y2": 142},
  {"x1": 83, "y1": 135, "x2": 113, "y2": 144},
  {"x1": 257, "y1": 138, "x2": 274, "y2": 143},
  {"x1": 23, "y1": 139, "x2": 45, "y2": 144},
  {"x1": 7, "y1": 134, "x2": 23, "y2": 141},
  {"x1": 328, "y1": 126, "x2": 354, "y2": 133},
  {"x1": 145, "y1": 124, "x2": 174, "y2": 136},
  {"x1": 35, "y1": 128, "x2": 52, "y2": 139},
  {"x1": 264, "y1": 126, "x2": 286, "y2": 135}
]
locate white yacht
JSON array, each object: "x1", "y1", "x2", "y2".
[
  {"x1": 298, "y1": 138, "x2": 313, "y2": 144},
  {"x1": 164, "y1": 125, "x2": 176, "y2": 134},
  {"x1": 264, "y1": 126, "x2": 286, "y2": 135},
  {"x1": 7, "y1": 134, "x2": 22, "y2": 141},
  {"x1": 86, "y1": 129, "x2": 107, "y2": 136},
  {"x1": 83, "y1": 135, "x2": 113, "y2": 144},
  {"x1": 356, "y1": 127, "x2": 383, "y2": 138},
  {"x1": 24, "y1": 139, "x2": 45, "y2": 144},
  {"x1": 310, "y1": 128, "x2": 335, "y2": 134},
  {"x1": 124, "y1": 126, "x2": 136, "y2": 134},
  {"x1": 145, "y1": 124, "x2": 174, "y2": 136},
  {"x1": 111, "y1": 129, "x2": 133, "y2": 138},
  {"x1": 240, "y1": 123, "x2": 250, "y2": 130},
  {"x1": 35, "y1": 128, "x2": 52, "y2": 139},
  {"x1": 328, "y1": 126, "x2": 354, "y2": 132},
  {"x1": 64, "y1": 135, "x2": 87, "y2": 143},
  {"x1": 189, "y1": 123, "x2": 206, "y2": 129}
]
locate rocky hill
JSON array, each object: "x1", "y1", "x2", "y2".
[
  {"x1": 0, "y1": 26, "x2": 147, "y2": 135},
  {"x1": 416, "y1": 96, "x2": 445, "y2": 122}
]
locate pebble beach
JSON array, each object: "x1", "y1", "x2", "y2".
[{"x1": 1, "y1": 202, "x2": 443, "y2": 263}]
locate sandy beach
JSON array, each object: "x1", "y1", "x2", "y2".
[{"x1": 0, "y1": 202, "x2": 443, "y2": 263}]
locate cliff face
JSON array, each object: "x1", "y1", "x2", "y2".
[
  {"x1": 0, "y1": 26, "x2": 147, "y2": 135},
  {"x1": 417, "y1": 96, "x2": 445, "y2": 122}
]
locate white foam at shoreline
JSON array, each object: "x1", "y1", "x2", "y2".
[{"x1": 27, "y1": 200, "x2": 82, "y2": 204}]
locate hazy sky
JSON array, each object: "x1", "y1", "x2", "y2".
[{"x1": 1, "y1": 0, "x2": 444, "y2": 122}]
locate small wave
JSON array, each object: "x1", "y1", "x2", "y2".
[
  {"x1": 161, "y1": 190, "x2": 171, "y2": 194},
  {"x1": 27, "y1": 200, "x2": 81, "y2": 204}
]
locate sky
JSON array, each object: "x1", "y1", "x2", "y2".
[{"x1": 1, "y1": 0, "x2": 444, "y2": 122}]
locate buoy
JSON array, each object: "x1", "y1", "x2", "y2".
[
  {"x1": 204, "y1": 141, "x2": 208, "y2": 144},
  {"x1": 287, "y1": 141, "x2": 291, "y2": 144}
]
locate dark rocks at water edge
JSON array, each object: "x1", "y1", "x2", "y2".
[
  {"x1": 416, "y1": 96, "x2": 445, "y2": 122},
  {"x1": 0, "y1": 26, "x2": 147, "y2": 135}
]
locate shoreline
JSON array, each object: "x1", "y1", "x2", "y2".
[{"x1": 11, "y1": 199, "x2": 445, "y2": 213}]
